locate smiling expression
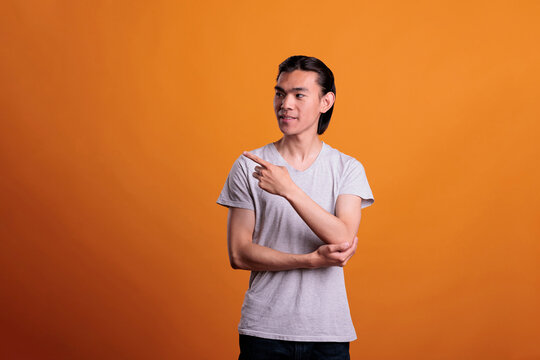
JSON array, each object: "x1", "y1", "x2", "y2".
[{"x1": 273, "y1": 70, "x2": 334, "y2": 137}]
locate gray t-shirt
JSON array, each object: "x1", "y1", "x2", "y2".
[{"x1": 217, "y1": 142, "x2": 374, "y2": 342}]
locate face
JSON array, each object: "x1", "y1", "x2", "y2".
[{"x1": 273, "y1": 70, "x2": 334, "y2": 136}]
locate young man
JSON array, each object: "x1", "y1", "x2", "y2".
[{"x1": 217, "y1": 55, "x2": 374, "y2": 360}]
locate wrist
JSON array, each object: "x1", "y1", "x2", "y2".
[
  {"x1": 283, "y1": 183, "x2": 302, "y2": 202},
  {"x1": 303, "y1": 251, "x2": 320, "y2": 269}
]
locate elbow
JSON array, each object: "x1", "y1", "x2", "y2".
[
  {"x1": 328, "y1": 231, "x2": 356, "y2": 245},
  {"x1": 229, "y1": 252, "x2": 248, "y2": 270},
  {"x1": 229, "y1": 255, "x2": 241, "y2": 270},
  {"x1": 230, "y1": 261, "x2": 250, "y2": 271},
  {"x1": 229, "y1": 258, "x2": 242, "y2": 270},
  {"x1": 328, "y1": 237, "x2": 350, "y2": 245}
]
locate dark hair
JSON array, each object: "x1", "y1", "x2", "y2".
[{"x1": 277, "y1": 55, "x2": 336, "y2": 135}]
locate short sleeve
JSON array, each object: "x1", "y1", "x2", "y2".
[
  {"x1": 338, "y1": 159, "x2": 374, "y2": 209},
  {"x1": 217, "y1": 156, "x2": 255, "y2": 210}
]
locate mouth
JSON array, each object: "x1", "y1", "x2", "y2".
[{"x1": 279, "y1": 115, "x2": 297, "y2": 121}]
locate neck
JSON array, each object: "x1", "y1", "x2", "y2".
[{"x1": 274, "y1": 133, "x2": 322, "y2": 161}]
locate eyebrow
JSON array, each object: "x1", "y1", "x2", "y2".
[{"x1": 274, "y1": 86, "x2": 310, "y2": 93}]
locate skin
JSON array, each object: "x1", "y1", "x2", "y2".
[{"x1": 227, "y1": 69, "x2": 363, "y2": 271}]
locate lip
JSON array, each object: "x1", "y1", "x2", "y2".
[{"x1": 279, "y1": 115, "x2": 297, "y2": 121}]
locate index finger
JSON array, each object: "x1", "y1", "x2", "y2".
[
  {"x1": 243, "y1": 151, "x2": 271, "y2": 168},
  {"x1": 342, "y1": 237, "x2": 358, "y2": 263},
  {"x1": 351, "y1": 236, "x2": 358, "y2": 249}
]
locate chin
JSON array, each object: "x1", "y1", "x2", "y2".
[
  {"x1": 278, "y1": 125, "x2": 296, "y2": 136},
  {"x1": 278, "y1": 124, "x2": 317, "y2": 137}
]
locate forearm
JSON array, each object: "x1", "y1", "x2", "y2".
[
  {"x1": 230, "y1": 242, "x2": 316, "y2": 271},
  {"x1": 231, "y1": 240, "x2": 357, "y2": 271},
  {"x1": 284, "y1": 187, "x2": 353, "y2": 245},
  {"x1": 226, "y1": 207, "x2": 356, "y2": 272}
]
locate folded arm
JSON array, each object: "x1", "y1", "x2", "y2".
[
  {"x1": 244, "y1": 152, "x2": 363, "y2": 245},
  {"x1": 227, "y1": 207, "x2": 357, "y2": 271},
  {"x1": 286, "y1": 191, "x2": 362, "y2": 246}
]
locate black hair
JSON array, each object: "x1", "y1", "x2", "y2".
[{"x1": 277, "y1": 55, "x2": 336, "y2": 135}]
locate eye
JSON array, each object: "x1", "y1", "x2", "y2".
[
  {"x1": 296, "y1": 94, "x2": 305, "y2": 99},
  {"x1": 275, "y1": 92, "x2": 284, "y2": 97}
]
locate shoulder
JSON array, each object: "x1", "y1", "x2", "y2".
[
  {"x1": 324, "y1": 143, "x2": 374, "y2": 206},
  {"x1": 321, "y1": 142, "x2": 366, "y2": 172},
  {"x1": 248, "y1": 143, "x2": 274, "y2": 158},
  {"x1": 237, "y1": 143, "x2": 275, "y2": 166},
  {"x1": 229, "y1": 143, "x2": 274, "y2": 172}
]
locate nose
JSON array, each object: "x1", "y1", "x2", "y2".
[{"x1": 280, "y1": 94, "x2": 294, "y2": 110}]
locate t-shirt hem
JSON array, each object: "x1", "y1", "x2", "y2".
[
  {"x1": 238, "y1": 328, "x2": 357, "y2": 342},
  {"x1": 338, "y1": 193, "x2": 374, "y2": 209},
  {"x1": 216, "y1": 199, "x2": 254, "y2": 210}
]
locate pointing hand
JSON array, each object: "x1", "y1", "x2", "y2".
[{"x1": 243, "y1": 152, "x2": 296, "y2": 198}]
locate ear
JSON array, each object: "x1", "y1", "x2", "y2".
[{"x1": 320, "y1": 92, "x2": 335, "y2": 114}]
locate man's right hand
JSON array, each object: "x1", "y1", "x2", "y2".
[{"x1": 309, "y1": 236, "x2": 358, "y2": 268}]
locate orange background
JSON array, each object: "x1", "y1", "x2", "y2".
[{"x1": 1, "y1": 1, "x2": 539, "y2": 359}]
